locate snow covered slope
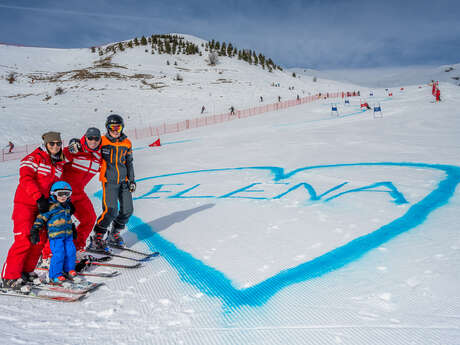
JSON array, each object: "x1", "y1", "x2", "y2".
[
  {"x1": 0, "y1": 35, "x2": 355, "y2": 146},
  {"x1": 291, "y1": 63, "x2": 460, "y2": 88},
  {"x1": 0, "y1": 36, "x2": 459, "y2": 345}
]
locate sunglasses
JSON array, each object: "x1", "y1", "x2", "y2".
[
  {"x1": 87, "y1": 136, "x2": 101, "y2": 141},
  {"x1": 48, "y1": 141, "x2": 62, "y2": 147},
  {"x1": 52, "y1": 190, "x2": 72, "y2": 198},
  {"x1": 108, "y1": 124, "x2": 122, "y2": 133}
]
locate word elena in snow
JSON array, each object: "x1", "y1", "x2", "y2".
[
  {"x1": 134, "y1": 180, "x2": 408, "y2": 204},
  {"x1": 131, "y1": 166, "x2": 410, "y2": 206}
]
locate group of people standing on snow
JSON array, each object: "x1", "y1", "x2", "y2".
[{"x1": 1, "y1": 114, "x2": 136, "y2": 289}]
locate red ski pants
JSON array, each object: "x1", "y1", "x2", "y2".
[
  {"x1": 42, "y1": 193, "x2": 96, "y2": 258},
  {"x1": 2, "y1": 204, "x2": 47, "y2": 280}
]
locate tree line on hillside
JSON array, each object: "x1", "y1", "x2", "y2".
[
  {"x1": 207, "y1": 39, "x2": 282, "y2": 72},
  {"x1": 91, "y1": 34, "x2": 281, "y2": 72},
  {"x1": 92, "y1": 35, "x2": 200, "y2": 57}
]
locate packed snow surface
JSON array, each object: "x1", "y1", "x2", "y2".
[{"x1": 0, "y1": 39, "x2": 459, "y2": 345}]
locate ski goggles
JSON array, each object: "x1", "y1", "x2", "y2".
[
  {"x1": 51, "y1": 190, "x2": 72, "y2": 198},
  {"x1": 108, "y1": 124, "x2": 123, "y2": 133},
  {"x1": 86, "y1": 136, "x2": 101, "y2": 141},
  {"x1": 47, "y1": 141, "x2": 62, "y2": 147}
]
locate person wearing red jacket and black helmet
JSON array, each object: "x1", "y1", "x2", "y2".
[
  {"x1": 1, "y1": 132, "x2": 65, "y2": 290},
  {"x1": 39, "y1": 127, "x2": 103, "y2": 269},
  {"x1": 88, "y1": 114, "x2": 135, "y2": 253}
]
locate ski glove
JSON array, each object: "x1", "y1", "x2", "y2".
[
  {"x1": 128, "y1": 181, "x2": 136, "y2": 193},
  {"x1": 69, "y1": 201, "x2": 75, "y2": 215},
  {"x1": 30, "y1": 228, "x2": 40, "y2": 245},
  {"x1": 36, "y1": 195, "x2": 49, "y2": 213},
  {"x1": 72, "y1": 223, "x2": 78, "y2": 240},
  {"x1": 68, "y1": 138, "x2": 82, "y2": 154}
]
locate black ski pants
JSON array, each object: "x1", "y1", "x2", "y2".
[{"x1": 96, "y1": 181, "x2": 133, "y2": 232}]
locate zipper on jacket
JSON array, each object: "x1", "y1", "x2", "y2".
[{"x1": 116, "y1": 146, "x2": 120, "y2": 184}]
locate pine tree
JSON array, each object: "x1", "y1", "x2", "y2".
[
  {"x1": 267, "y1": 58, "x2": 274, "y2": 69},
  {"x1": 134, "y1": 37, "x2": 139, "y2": 46},
  {"x1": 141, "y1": 36, "x2": 147, "y2": 45},
  {"x1": 258, "y1": 53, "x2": 265, "y2": 65},
  {"x1": 118, "y1": 42, "x2": 125, "y2": 51},
  {"x1": 220, "y1": 42, "x2": 227, "y2": 56},
  {"x1": 227, "y1": 43, "x2": 233, "y2": 57},
  {"x1": 165, "y1": 40, "x2": 171, "y2": 54}
]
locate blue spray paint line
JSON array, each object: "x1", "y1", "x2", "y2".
[
  {"x1": 0, "y1": 173, "x2": 18, "y2": 179},
  {"x1": 275, "y1": 108, "x2": 366, "y2": 128},
  {"x1": 132, "y1": 139, "x2": 199, "y2": 151},
  {"x1": 276, "y1": 95, "x2": 395, "y2": 128},
  {"x1": 162, "y1": 139, "x2": 198, "y2": 146},
  {"x1": 98, "y1": 162, "x2": 460, "y2": 309}
]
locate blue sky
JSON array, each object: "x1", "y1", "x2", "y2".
[{"x1": 0, "y1": 0, "x2": 458, "y2": 69}]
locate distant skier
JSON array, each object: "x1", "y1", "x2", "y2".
[
  {"x1": 362, "y1": 102, "x2": 371, "y2": 110},
  {"x1": 89, "y1": 114, "x2": 135, "y2": 253},
  {"x1": 435, "y1": 88, "x2": 441, "y2": 102},
  {"x1": 201, "y1": 105, "x2": 205, "y2": 114},
  {"x1": 30, "y1": 181, "x2": 77, "y2": 284},
  {"x1": 229, "y1": 106, "x2": 235, "y2": 115},
  {"x1": 278, "y1": 96, "x2": 281, "y2": 102},
  {"x1": 4, "y1": 141, "x2": 14, "y2": 153},
  {"x1": 260, "y1": 96, "x2": 263, "y2": 102}
]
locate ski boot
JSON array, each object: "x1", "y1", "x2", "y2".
[
  {"x1": 49, "y1": 275, "x2": 66, "y2": 285},
  {"x1": 2, "y1": 278, "x2": 31, "y2": 293},
  {"x1": 65, "y1": 270, "x2": 81, "y2": 283},
  {"x1": 21, "y1": 271, "x2": 41, "y2": 285},
  {"x1": 107, "y1": 222, "x2": 125, "y2": 247},
  {"x1": 87, "y1": 227, "x2": 110, "y2": 254}
]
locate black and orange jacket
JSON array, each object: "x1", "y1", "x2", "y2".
[{"x1": 99, "y1": 133, "x2": 134, "y2": 184}]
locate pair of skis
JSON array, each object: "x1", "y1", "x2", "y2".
[
  {"x1": 1, "y1": 246, "x2": 160, "y2": 302},
  {"x1": 0, "y1": 287, "x2": 85, "y2": 302},
  {"x1": 86, "y1": 245, "x2": 159, "y2": 263},
  {"x1": 0, "y1": 279, "x2": 102, "y2": 302}
]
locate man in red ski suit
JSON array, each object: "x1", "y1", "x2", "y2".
[
  {"x1": 41, "y1": 128, "x2": 102, "y2": 263},
  {"x1": 435, "y1": 88, "x2": 441, "y2": 102},
  {"x1": 1, "y1": 132, "x2": 65, "y2": 289}
]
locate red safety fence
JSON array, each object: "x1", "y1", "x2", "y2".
[{"x1": 1, "y1": 91, "x2": 358, "y2": 162}]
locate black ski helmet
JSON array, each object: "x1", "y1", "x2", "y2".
[{"x1": 105, "y1": 114, "x2": 124, "y2": 132}]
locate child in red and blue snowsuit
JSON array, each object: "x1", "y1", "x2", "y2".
[{"x1": 30, "y1": 181, "x2": 77, "y2": 283}]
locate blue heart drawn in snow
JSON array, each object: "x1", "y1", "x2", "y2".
[{"x1": 95, "y1": 162, "x2": 460, "y2": 308}]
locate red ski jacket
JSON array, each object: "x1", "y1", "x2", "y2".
[
  {"x1": 13, "y1": 147, "x2": 65, "y2": 209},
  {"x1": 62, "y1": 136, "x2": 102, "y2": 194}
]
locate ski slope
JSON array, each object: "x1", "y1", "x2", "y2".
[{"x1": 1, "y1": 41, "x2": 460, "y2": 345}]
